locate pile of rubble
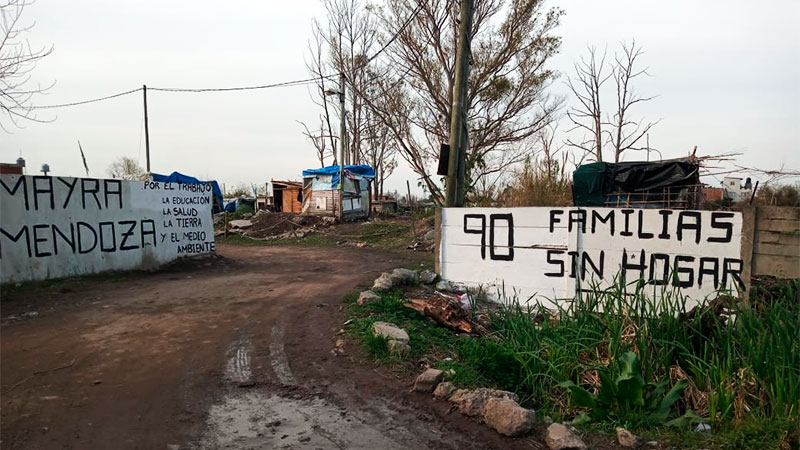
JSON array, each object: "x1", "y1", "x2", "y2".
[{"x1": 215, "y1": 211, "x2": 336, "y2": 239}]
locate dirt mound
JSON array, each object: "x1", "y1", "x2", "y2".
[{"x1": 242, "y1": 212, "x2": 334, "y2": 238}]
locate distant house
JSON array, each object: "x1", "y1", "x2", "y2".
[
  {"x1": 301, "y1": 165, "x2": 375, "y2": 220},
  {"x1": 722, "y1": 176, "x2": 752, "y2": 202},
  {"x1": 0, "y1": 163, "x2": 23, "y2": 175},
  {"x1": 271, "y1": 180, "x2": 303, "y2": 213}
]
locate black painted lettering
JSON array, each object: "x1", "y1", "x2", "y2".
[
  {"x1": 658, "y1": 210, "x2": 673, "y2": 239},
  {"x1": 637, "y1": 210, "x2": 654, "y2": 239},
  {"x1": 119, "y1": 220, "x2": 139, "y2": 251},
  {"x1": 489, "y1": 213, "x2": 514, "y2": 261},
  {"x1": 545, "y1": 250, "x2": 565, "y2": 277},
  {"x1": 0, "y1": 176, "x2": 29, "y2": 210},
  {"x1": 463, "y1": 214, "x2": 487, "y2": 260},
  {"x1": 581, "y1": 250, "x2": 604, "y2": 280},
  {"x1": 591, "y1": 209, "x2": 614, "y2": 235},
  {"x1": 81, "y1": 178, "x2": 102, "y2": 209},
  {"x1": 104, "y1": 179, "x2": 123, "y2": 209},
  {"x1": 620, "y1": 209, "x2": 634, "y2": 237},
  {"x1": 677, "y1": 211, "x2": 702, "y2": 244},
  {"x1": 0, "y1": 226, "x2": 31, "y2": 258},
  {"x1": 32, "y1": 224, "x2": 52, "y2": 257},
  {"x1": 698, "y1": 257, "x2": 719, "y2": 289},
  {"x1": 673, "y1": 255, "x2": 695, "y2": 288},
  {"x1": 622, "y1": 249, "x2": 646, "y2": 280},
  {"x1": 568, "y1": 210, "x2": 587, "y2": 233},
  {"x1": 549, "y1": 209, "x2": 564, "y2": 233},
  {"x1": 32, "y1": 176, "x2": 55, "y2": 210},
  {"x1": 52, "y1": 223, "x2": 76, "y2": 255},
  {"x1": 141, "y1": 219, "x2": 157, "y2": 248},
  {"x1": 709, "y1": 212, "x2": 734, "y2": 243},
  {"x1": 722, "y1": 258, "x2": 745, "y2": 292},
  {"x1": 57, "y1": 177, "x2": 79, "y2": 209},
  {"x1": 648, "y1": 253, "x2": 670, "y2": 285},
  {"x1": 98, "y1": 221, "x2": 117, "y2": 252},
  {"x1": 77, "y1": 221, "x2": 98, "y2": 254},
  {"x1": 568, "y1": 251, "x2": 579, "y2": 279}
]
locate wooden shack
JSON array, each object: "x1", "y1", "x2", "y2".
[
  {"x1": 301, "y1": 165, "x2": 374, "y2": 220},
  {"x1": 271, "y1": 180, "x2": 303, "y2": 213}
]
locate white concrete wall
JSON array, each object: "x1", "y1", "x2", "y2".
[
  {"x1": 439, "y1": 207, "x2": 743, "y2": 308},
  {"x1": 1, "y1": 175, "x2": 215, "y2": 283}
]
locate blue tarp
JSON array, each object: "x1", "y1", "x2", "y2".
[
  {"x1": 302, "y1": 165, "x2": 375, "y2": 188},
  {"x1": 151, "y1": 171, "x2": 224, "y2": 213}
]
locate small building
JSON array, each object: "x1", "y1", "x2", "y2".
[
  {"x1": 271, "y1": 180, "x2": 303, "y2": 213},
  {"x1": 0, "y1": 163, "x2": 23, "y2": 175},
  {"x1": 302, "y1": 165, "x2": 375, "y2": 220},
  {"x1": 573, "y1": 159, "x2": 703, "y2": 209},
  {"x1": 722, "y1": 176, "x2": 752, "y2": 202},
  {"x1": 371, "y1": 195, "x2": 398, "y2": 214}
]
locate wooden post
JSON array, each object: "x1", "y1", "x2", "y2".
[
  {"x1": 434, "y1": 208, "x2": 443, "y2": 274},
  {"x1": 739, "y1": 206, "x2": 757, "y2": 302},
  {"x1": 224, "y1": 211, "x2": 229, "y2": 238}
]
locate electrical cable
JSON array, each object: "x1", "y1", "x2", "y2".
[
  {"x1": 148, "y1": 76, "x2": 333, "y2": 93},
  {"x1": 20, "y1": 87, "x2": 143, "y2": 110}
]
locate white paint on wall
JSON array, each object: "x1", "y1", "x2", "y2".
[
  {"x1": 0, "y1": 175, "x2": 215, "y2": 283},
  {"x1": 439, "y1": 207, "x2": 744, "y2": 308}
]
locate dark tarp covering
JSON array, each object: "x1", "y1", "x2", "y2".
[
  {"x1": 151, "y1": 171, "x2": 224, "y2": 213},
  {"x1": 573, "y1": 160, "x2": 700, "y2": 207}
]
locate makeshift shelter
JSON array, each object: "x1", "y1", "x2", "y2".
[
  {"x1": 302, "y1": 165, "x2": 375, "y2": 220},
  {"x1": 573, "y1": 159, "x2": 702, "y2": 209},
  {"x1": 151, "y1": 171, "x2": 224, "y2": 213},
  {"x1": 271, "y1": 180, "x2": 303, "y2": 213}
]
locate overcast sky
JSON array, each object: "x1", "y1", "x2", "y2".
[{"x1": 3, "y1": 0, "x2": 798, "y2": 195}]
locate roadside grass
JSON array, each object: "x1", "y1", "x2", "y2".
[{"x1": 344, "y1": 278, "x2": 799, "y2": 450}]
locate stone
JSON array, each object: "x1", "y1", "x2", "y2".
[
  {"x1": 372, "y1": 273, "x2": 395, "y2": 292},
  {"x1": 434, "y1": 280, "x2": 453, "y2": 292},
  {"x1": 419, "y1": 270, "x2": 438, "y2": 284},
  {"x1": 482, "y1": 397, "x2": 535, "y2": 437},
  {"x1": 449, "y1": 388, "x2": 519, "y2": 417},
  {"x1": 433, "y1": 382, "x2": 456, "y2": 399},
  {"x1": 423, "y1": 229, "x2": 435, "y2": 243},
  {"x1": 357, "y1": 291, "x2": 381, "y2": 306},
  {"x1": 413, "y1": 368, "x2": 444, "y2": 393},
  {"x1": 391, "y1": 268, "x2": 419, "y2": 284},
  {"x1": 229, "y1": 219, "x2": 253, "y2": 229},
  {"x1": 372, "y1": 322, "x2": 409, "y2": 344},
  {"x1": 387, "y1": 339, "x2": 410, "y2": 355},
  {"x1": 616, "y1": 427, "x2": 639, "y2": 447},
  {"x1": 695, "y1": 423, "x2": 711, "y2": 433},
  {"x1": 545, "y1": 423, "x2": 587, "y2": 450}
]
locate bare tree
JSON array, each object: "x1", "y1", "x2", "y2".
[
  {"x1": 607, "y1": 40, "x2": 659, "y2": 162},
  {"x1": 565, "y1": 41, "x2": 659, "y2": 163},
  {"x1": 365, "y1": 0, "x2": 563, "y2": 203},
  {"x1": 361, "y1": 103, "x2": 397, "y2": 197},
  {"x1": 565, "y1": 46, "x2": 610, "y2": 162},
  {"x1": 298, "y1": 118, "x2": 334, "y2": 167},
  {"x1": 107, "y1": 157, "x2": 146, "y2": 181},
  {"x1": 0, "y1": 0, "x2": 53, "y2": 131},
  {"x1": 302, "y1": 24, "x2": 339, "y2": 163}
]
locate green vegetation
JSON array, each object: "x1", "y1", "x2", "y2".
[{"x1": 345, "y1": 278, "x2": 800, "y2": 449}]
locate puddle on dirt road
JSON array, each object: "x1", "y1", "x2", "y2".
[
  {"x1": 197, "y1": 391, "x2": 421, "y2": 450},
  {"x1": 193, "y1": 335, "x2": 440, "y2": 449}
]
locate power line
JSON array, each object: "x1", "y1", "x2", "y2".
[
  {"x1": 362, "y1": 1, "x2": 425, "y2": 67},
  {"x1": 148, "y1": 76, "x2": 334, "y2": 93},
  {"x1": 21, "y1": 87, "x2": 143, "y2": 110}
]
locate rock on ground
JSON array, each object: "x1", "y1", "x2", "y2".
[
  {"x1": 391, "y1": 268, "x2": 419, "y2": 284},
  {"x1": 482, "y1": 397, "x2": 535, "y2": 437},
  {"x1": 545, "y1": 423, "x2": 587, "y2": 450},
  {"x1": 371, "y1": 273, "x2": 395, "y2": 292},
  {"x1": 419, "y1": 270, "x2": 438, "y2": 284},
  {"x1": 433, "y1": 382, "x2": 456, "y2": 399},
  {"x1": 372, "y1": 322, "x2": 409, "y2": 344},
  {"x1": 423, "y1": 229, "x2": 435, "y2": 243},
  {"x1": 386, "y1": 339, "x2": 410, "y2": 355},
  {"x1": 413, "y1": 369, "x2": 444, "y2": 393},
  {"x1": 449, "y1": 388, "x2": 519, "y2": 417},
  {"x1": 434, "y1": 280, "x2": 453, "y2": 292},
  {"x1": 616, "y1": 427, "x2": 639, "y2": 447},
  {"x1": 357, "y1": 291, "x2": 381, "y2": 306},
  {"x1": 229, "y1": 219, "x2": 253, "y2": 229}
]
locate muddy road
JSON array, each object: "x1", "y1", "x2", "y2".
[{"x1": 1, "y1": 243, "x2": 545, "y2": 450}]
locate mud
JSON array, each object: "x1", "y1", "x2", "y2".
[{"x1": 1, "y1": 243, "x2": 614, "y2": 450}]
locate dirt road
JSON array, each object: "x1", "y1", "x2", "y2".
[{"x1": 1, "y1": 243, "x2": 545, "y2": 450}]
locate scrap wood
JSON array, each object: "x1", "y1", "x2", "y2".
[{"x1": 405, "y1": 296, "x2": 485, "y2": 335}]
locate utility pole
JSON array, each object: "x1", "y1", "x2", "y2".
[
  {"x1": 338, "y1": 72, "x2": 346, "y2": 221},
  {"x1": 445, "y1": 0, "x2": 475, "y2": 207},
  {"x1": 143, "y1": 84, "x2": 151, "y2": 174}
]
